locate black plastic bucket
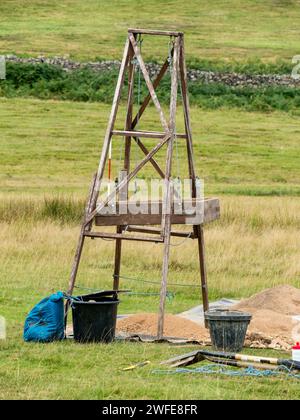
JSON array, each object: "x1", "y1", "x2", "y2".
[
  {"x1": 71, "y1": 292, "x2": 119, "y2": 343},
  {"x1": 205, "y1": 310, "x2": 252, "y2": 352}
]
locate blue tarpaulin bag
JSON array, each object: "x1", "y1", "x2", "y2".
[{"x1": 23, "y1": 291, "x2": 65, "y2": 342}]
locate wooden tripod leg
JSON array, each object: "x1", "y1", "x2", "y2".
[
  {"x1": 179, "y1": 35, "x2": 210, "y2": 323},
  {"x1": 67, "y1": 174, "x2": 97, "y2": 296},
  {"x1": 195, "y1": 225, "x2": 209, "y2": 315},
  {"x1": 113, "y1": 45, "x2": 134, "y2": 291},
  {"x1": 157, "y1": 212, "x2": 172, "y2": 339},
  {"x1": 65, "y1": 174, "x2": 97, "y2": 329},
  {"x1": 113, "y1": 226, "x2": 123, "y2": 290},
  {"x1": 113, "y1": 171, "x2": 127, "y2": 290},
  {"x1": 157, "y1": 38, "x2": 180, "y2": 339}
]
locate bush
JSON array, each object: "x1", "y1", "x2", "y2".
[{"x1": 1, "y1": 62, "x2": 300, "y2": 112}]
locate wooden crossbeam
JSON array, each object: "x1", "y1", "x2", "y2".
[
  {"x1": 112, "y1": 130, "x2": 186, "y2": 139},
  {"x1": 128, "y1": 28, "x2": 183, "y2": 37},
  {"x1": 84, "y1": 231, "x2": 164, "y2": 243},
  {"x1": 126, "y1": 225, "x2": 195, "y2": 239}
]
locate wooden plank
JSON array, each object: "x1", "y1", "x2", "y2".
[
  {"x1": 84, "y1": 231, "x2": 164, "y2": 243},
  {"x1": 128, "y1": 28, "x2": 183, "y2": 37},
  {"x1": 129, "y1": 32, "x2": 169, "y2": 132},
  {"x1": 179, "y1": 35, "x2": 196, "y2": 182},
  {"x1": 85, "y1": 132, "x2": 171, "y2": 225},
  {"x1": 95, "y1": 211, "x2": 219, "y2": 226},
  {"x1": 113, "y1": 171, "x2": 127, "y2": 291},
  {"x1": 112, "y1": 130, "x2": 186, "y2": 139},
  {"x1": 126, "y1": 225, "x2": 195, "y2": 239},
  {"x1": 95, "y1": 198, "x2": 220, "y2": 226},
  {"x1": 67, "y1": 173, "x2": 97, "y2": 295},
  {"x1": 124, "y1": 44, "x2": 135, "y2": 173},
  {"x1": 158, "y1": 37, "x2": 180, "y2": 339},
  {"x1": 195, "y1": 225, "x2": 209, "y2": 315},
  {"x1": 131, "y1": 56, "x2": 170, "y2": 129},
  {"x1": 179, "y1": 35, "x2": 210, "y2": 320}
]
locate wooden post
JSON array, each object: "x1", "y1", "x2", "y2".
[
  {"x1": 113, "y1": 170, "x2": 127, "y2": 290},
  {"x1": 113, "y1": 44, "x2": 135, "y2": 291},
  {"x1": 157, "y1": 37, "x2": 180, "y2": 339},
  {"x1": 179, "y1": 35, "x2": 209, "y2": 319},
  {"x1": 67, "y1": 174, "x2": 97, "y2": 296}
]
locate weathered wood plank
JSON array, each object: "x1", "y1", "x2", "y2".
[
  {"x1": 113, "y1": 171, "x2": 127, "y2": 291},
  {"x1": 128, "y1": 28, "x2": 183, "y2": 37},
  {"x1": 124, "y1": 43, "x2": 135, "y2": 173},
  {"x1": 158, "y1": 38, "x2": 180, "y2": 339},
  {"x1": 179, "y1": 35, "x2": 209, "y2": 319},
  {"x1": 95, "y1": 198, "x2": 220, "y2": 226},
  {"x1": 84, "y1": 231, "x2": 164, "y2": 243},
  {"x1": 126, "y1": 225, "x2": 195, "y2": 239},
  {"x1": 67, "y1": 173, "x2": 97, "y2": 295},
  {"x1": 112, "y1": 130, "x2": 186, "y2": 139}
]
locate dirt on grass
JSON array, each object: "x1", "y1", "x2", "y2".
[
  {"x1": 117, "y1": 286, "x2": 300, "y2": 350},
  {"x1": 117, "y1": 313, "x2": 210, "y2": 343}
]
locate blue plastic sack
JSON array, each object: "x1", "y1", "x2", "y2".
[{"x1": 24, "y1": 291, "x2": 65, "y2": 342}]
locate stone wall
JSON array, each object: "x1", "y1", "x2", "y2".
[{"x1": 5, "y1": 55, "x2": 300, "y2": 88}]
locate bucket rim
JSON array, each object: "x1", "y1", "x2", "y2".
[
  {"x1": 71, "y1": 300, "x2": 120, "y2": 306},
  {"x1": 204, "y1": 309, "x2": 252, "y2": 321}
]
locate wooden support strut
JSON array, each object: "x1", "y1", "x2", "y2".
[
  {"x1": 157, "y1": 36, "x2": 180, "y2": 339},
  {"x1": 179, "y1": 35, "x2": 209, "y2": 317}
]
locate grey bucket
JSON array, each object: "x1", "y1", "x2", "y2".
[{"x1": 205, "y1": 310, "x2": 252, "y2": 352}]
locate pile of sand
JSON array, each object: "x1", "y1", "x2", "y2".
[
  {"x1": 117, "y1": 313, "x2": 210, "y2": 343},
  {"x1": 231, "y1": 285, "x2": 300, "y2": 350},
  {"x1": 233, "y1": 285, "x2": 300, "y2": 316},
  {"x1": 117, "y1": 286, "x2": 300, "y2": 350}
]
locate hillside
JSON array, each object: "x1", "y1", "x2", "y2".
[{"x1": 0, "y1": 0, "x2": 300, "y2": 62}]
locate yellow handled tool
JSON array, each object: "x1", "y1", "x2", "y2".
[{"x1": 123, "y1": 361, "x2": 151, "y2": 371}]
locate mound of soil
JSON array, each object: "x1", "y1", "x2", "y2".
[
  {"x1": 233, "y1": 285, "x2": 300, "y2": 316},
  {"x1": 117, "y1": 313, "x2": 210, "y2": 342},
  {"x1": 117, "y1": 286, "x2": 300, "y2": 350},
  {"x1": 232, "y1": 285, "x2": 300, "y2": 349}
]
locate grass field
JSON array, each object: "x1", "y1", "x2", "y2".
[
  {"x1": 1, "y1": 1, "x2": 300, "y2": 400},
  {"x1": 1, "y1": 0, "x2": 300, "y2": 62},
  {"x1": 1, "y1": 98, "x2": 300, "y2": 196},
  {"x1": 0, "y1": 97, "x2": 300, "y2": 399},
  {"x1": 1, "y1": 196, "x2": 300, "y2": 399}
]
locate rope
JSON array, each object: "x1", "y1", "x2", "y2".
[
  {"x1": 152, "y1": 364, "x2": 300, "y2": 379},
  {"x1": 115, "y1": 274, "x2": 201, "y2": 289},
  {"x1": 132, "y1": 34, "x2": 143, "y2": 195},
  {"x1": 73, "y1": 285, "x2": 174, "y2": 301},
  {"x1": 170, "y1": 231, "x2": 192, "y2": 247}
]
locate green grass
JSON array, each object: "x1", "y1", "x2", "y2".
[
  {"x1": 3, "y1": 62, "x2": 300, "y2": 112},
  {"x1": 1, "y1": 96, "x2": 300, "y2": 399},
  {"x1": 0, "y1": 97, "x2": 299, "y2": 197},
  {"x1": 1, "y1": 196, "x2": 300, "y2": 399},
  {"x1": 1, "y1": 339, "x2": 300, "y2": 400},
  {"x1": 0, "y1": 0, "x2": 300, "y2": 63}
]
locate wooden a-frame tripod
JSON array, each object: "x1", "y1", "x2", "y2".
[{"x1": 67, "y1": 29, "x2": 220, "y2": 338}]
